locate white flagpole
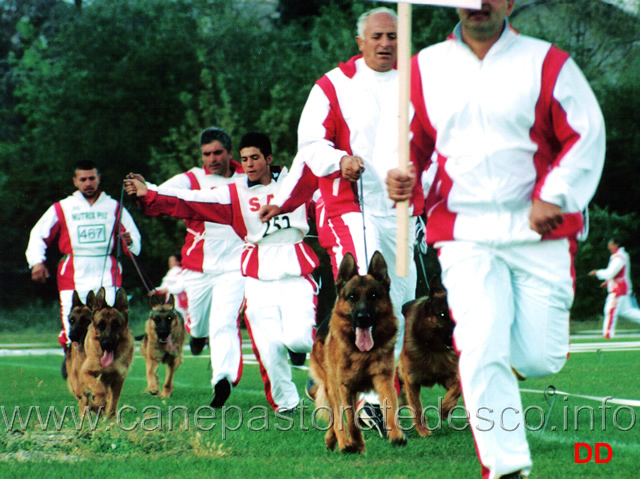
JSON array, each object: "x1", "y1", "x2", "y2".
[
  {"x1": 395, "y1": 1, "x2": 412, "y2": 277},
  {"x1": 375, "y1": 0, "x2": 479, "y2": 276}
]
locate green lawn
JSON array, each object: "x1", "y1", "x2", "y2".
[{"x1": 1, "y1": 325, "x2": 639, "y2": 478}]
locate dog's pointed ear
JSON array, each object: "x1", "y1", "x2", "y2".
[
  {"x1": 167, "y1": 294, "x2": 175, "y2": 308},
  {"x1": 115, "y1": 288, "x2": 129, "y2": 314},
  {"x1": 95, "y1": 287, "x2": 107, "y2": 310},
  {"x1": 149, "y1": 293, "x2": 162, "y2": 309},
  {"x1": 429, "y1": 274, "x2": 445, "y2": 297},
  {"x1": 72, "y1": 290, "x2": 83, "y2": 309},
  {"x1": 368, "y1": 251, "x2": 390, "y2": 289},
  {"x1": 402, "y1": 298, "x2": 417, "y2": 317},
  {"x1": 336, "y1": 252, "x2": 359, "y2": 292},
  {"x1": 85, "y1": 290, "x2": 96, "y2": 310}
]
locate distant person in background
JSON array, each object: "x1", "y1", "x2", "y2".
[
  {"x1": 151, "y1": 254, "x2": 190, "y2": 329},
  {"x1": 26, "y1": 160, "x2": 141, "y2": 376},
  {"x1": 590, "y1": 238, "x2": 640, "y2": 338}
]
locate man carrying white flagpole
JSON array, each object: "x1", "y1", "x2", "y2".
[{"x1": 259, "y1": 6, "x2": 420, "y2": 434}]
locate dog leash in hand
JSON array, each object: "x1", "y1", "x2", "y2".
[
  {"x1": 114, "y1": 183, "x2": 126, "y2": 288},
  {"x1": 358, "y1": 169, "x2": 369, "y2": 270},
  {"x1": 100, "y1": 184, "x2": 127, "y2": 295},
  {"x1": 111, "y1": 183, "x2": 157, "y2": 296}
]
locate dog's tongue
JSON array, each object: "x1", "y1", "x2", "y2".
[
  {"x1": 355, "y1": 327, "x2": 374, "y2": 352},
  {"x1": 166, "y1": 335, "x2": 176, "y2": 351},
  {"x1": 101, "y1": 350, "x2": 114, "y2": 368}
]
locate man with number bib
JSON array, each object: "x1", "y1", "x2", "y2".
[
  {"x1": 126, "y1": 132, "x2": 318, "y2": 412},
  {"x1": 26, "y1": 160, "x2": 141, "y2": 364}
]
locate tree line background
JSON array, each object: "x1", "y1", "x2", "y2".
[{"x1": 1, "y1": 0, "x2": 638, "y2": 320}]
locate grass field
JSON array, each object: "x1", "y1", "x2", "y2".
[{"x1": 1, "y1": 315, "x2": 640, "y2": 478}]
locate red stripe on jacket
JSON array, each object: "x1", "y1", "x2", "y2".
[{"x1": 54, "y1": 202, "x2": 76, "y2": 290}]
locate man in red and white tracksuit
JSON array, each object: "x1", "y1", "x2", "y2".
[
  {"x1": 590, "y1": 238, "x2": 640, "y2": 338},
  {"x1": 262, "y1": 8, "x2": 421, "y2": 363},
  {"x1": 26, "y1": 160, "x2": 141, "y2": 350},
  {"x1": 386, "y1": 2, "x2": 605, "y2": 478},
  {"x1": 157, "y1": 127, "x2": 246, "y2": 408},
  {"x1": 127, "y1": 132, "x2": 318, "y2": 413}
]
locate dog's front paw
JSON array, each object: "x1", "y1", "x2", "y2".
[
  {"x1": 389, "y1": 429, "x2": 408, "y2": 447},
  {"x1": 324, "y1": 429, "x2": 338, "y2": 451},
  {"x1": 341, "y1": 443, "x2": 365, "y2": 454},
  {"x1": 159, "y1": 388, "x2": 173, "y2": 399},
  {"x1": 415, "y1": 423, "x2": 431, "y2": 438}
]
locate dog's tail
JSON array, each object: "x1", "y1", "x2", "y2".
[{"x1": 134, "y1": 333, "x2": 146, "y2": 341}]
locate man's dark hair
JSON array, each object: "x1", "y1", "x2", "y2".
[
  {"x1": 200, "y1": 127, "x2": 232, "y2": 151},
  {"x1": 74, "y1": 160, "x2": 98, "y2": 173},
  {"x1": 610, "y1": 236, "x2": 624, "y2": 247},
  {"x1": 239, "y1": 132, "x2": 272, "y2": 158}
]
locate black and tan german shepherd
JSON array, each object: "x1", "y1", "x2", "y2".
[
  {"x1": 310, "y1": 251, "x2": 407, "y2": 453},
  {"x1": 65, "y1": 290, "x2": 95, "y2": 400},
  {"x1": 80, "y1": 287, "x2": 134, "y2": 417},
  {"x1": 139, "y1": 294, "x2": 185, "y2": 398},
  {"x1": 398, "y1": 279, "x2": 461, "y2": 437}
]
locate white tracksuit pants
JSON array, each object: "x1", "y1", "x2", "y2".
[
  {"x1": 438, "y1": 239, "x2": 574, "y2": 479},
  {"x1": 182, "y1": 269, "x2": 246, "y2": 387},
  {"x1": 602, "y1": 293, "x2": 640, "y2": 338},
  {"x1": 243, "y1": 275, "x2": 317, "y2": 411}
]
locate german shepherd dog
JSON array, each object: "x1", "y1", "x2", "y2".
[
  {"x1": 310, "y1": 251, "x2": 407, "y2": 453},
  {"x1": 80, "y1": 287, "x2": 134, "y2": 417},
  {"x1": 139, "y1": 294, "x2": 185, "y2": 398},
  {"x1": 398, "y1": 279, "x2": 461, "y2": 437},
  {"x1": 65, "y1": 290, "x2": 96, "y2": 399}
]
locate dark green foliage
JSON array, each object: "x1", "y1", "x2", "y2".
[
  {"x1": 0, "y1": 0, "x2": 638, "y2": 315},
  {"x1": 277, "y1": 0, "x2": 352, "y2": 27}
]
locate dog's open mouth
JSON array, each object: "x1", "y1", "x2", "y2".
[
  {"x1": 101, "y1": 350, "x2": 115, "y2": 368},
  {"x1": 355, "y1": 326, "x2": 374, "y2": 352},
  {"x1": 159, "y1": 335, "x2": 177, "y2": 351}
]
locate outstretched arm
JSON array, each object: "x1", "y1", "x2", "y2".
[
  {"x1": 124, "y1": 173, "x2": 147, "y2": 197},
  {"x1": 591, "y1": 255, "x2": 624, "y2": 282},
  {"x1": 259, "y1": 205, "x2": 282, "y2": 223},
  {"x1": 124, "y1": 174, "x2": 235, "y2": 227}
]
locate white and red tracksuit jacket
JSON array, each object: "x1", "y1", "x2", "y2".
[
  {"x1": 25, "y1": 190, "x2": 141, "y2": 291},
  {"x1": 596, "y1": 247, "x2": 634, "y2": 297},
  {"x1": 140, "y1": 168, "x2": 318, "y2": 281},
  {"x1": 159, "y1": 162, "x2": 245, "y2": 275},
  {"x1": 411, "y1": 24, "x2": 605, "y2": 245},
  {"x1": 274, "y1": 54, "x2": 424, "y2": 218}
]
